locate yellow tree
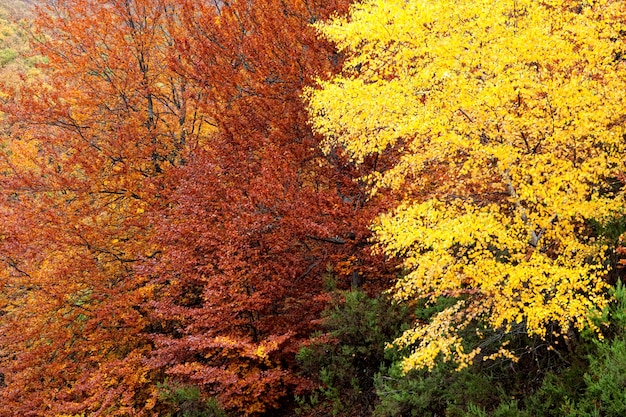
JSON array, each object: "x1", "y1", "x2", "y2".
[{"x1": 307, "y1": 0, "x2": 626, "y2": 371}]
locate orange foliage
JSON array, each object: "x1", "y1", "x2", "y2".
[
  {"x1": 0, "y1": 0, "x2": 203, "y2": 414},
  {"x1": 0, "y1": 0, "x2": 392, "y2": 415}
]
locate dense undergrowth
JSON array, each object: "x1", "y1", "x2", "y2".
[{"x1": 292, "y1": 277, "x2": 626, "y2": 417}]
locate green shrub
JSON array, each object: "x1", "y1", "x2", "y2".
[
  {"x1": 559, "y1": 281, "x2": 626, "y2": 417},
  {"x1": 374, "y1": 358, "x2": 506, "y2": 417},
  {"x1": 296, "y1": 290, "x2": 410, "y2": 416},
  {"x1": 297, "y1": 281, "x2": 626, "y2": 417},
  {"x1": 158, "y1": 381, "x2": 227, "y2": 417}
]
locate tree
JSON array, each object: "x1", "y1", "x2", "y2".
[
  {"x1": 145, "y1": 0, "x2": 394, "y2": 414},
  {"x1": 307, "y1": 0, "x2": 626, "y2": 371},
  {"x1": 0, "y1": 0, "x2": 205, "y2": 414},
  {"x1": 0, "y1": 0, "x2": 396, "y2": 414}
]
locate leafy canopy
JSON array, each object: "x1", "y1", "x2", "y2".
[{"x1": 307, "y1": 0, "x2": 626, "y2": 371}]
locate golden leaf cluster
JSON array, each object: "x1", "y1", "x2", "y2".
[{"x1": 307, "y1": 0, "x2": 626, "y2": 370}]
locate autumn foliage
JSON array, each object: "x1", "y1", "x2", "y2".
[
  {"x1": 1, "y1": 0, "x2": 626, "y2": 416},
  {"x1": 0, "y1": 0, "x2": 391, "y2": 415},
  {"x1": 0, "y1": 0, "x2": 206, "y2": 413},
  {"x1": 145, "y1": 0, "x2": 395, "y2": 413},
  {"x1": 308, "y1": 0, "x2": 626, "y2": 371}
]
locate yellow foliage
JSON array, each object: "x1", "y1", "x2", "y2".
[{"x1": 307, "y1": 0, "x2": 626, "y2": 370}]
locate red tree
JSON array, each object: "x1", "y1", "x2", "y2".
[{"x1": 146, "y1": 0, "x2": 393, "y2": 414}]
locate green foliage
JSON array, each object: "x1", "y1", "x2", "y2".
[
  {"x1": 0, "y1": 48, "x2": 17, "y2": 66},
  {"x1": 606, "y1": 280, "x2": 626, "y2": 331},
  {"x1": 370, "y1": 281, "x2": 626, "y2": 417},
  {"x1": 579, "y1": 339, "x2": 626, "y2": 416},
  {"x1": 159, "y1": 381, "x2": 227, "y2": 417},
  {"x1": 374, "y1": 360, "x2": 497, "y2": 417},
  {"x1": 554, "y1": 281, "x2": 626, "y2": 417},
  {"x1": 461, "y1": 401, "x2": 532, "y2": 417},
  {"x1": 523, "y1": 370, "x2": 584, "y2": 417},
  {"x1": 296, "y1": 290, "x2": 410, "y2": 416}
]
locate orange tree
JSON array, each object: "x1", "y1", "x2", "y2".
[{"x1": 0, "y1": 0, "x2": 205, "y2": 415}]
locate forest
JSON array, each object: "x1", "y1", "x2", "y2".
[{"x1": 1, "y1": 0, "x2": 626, "y2": 416}]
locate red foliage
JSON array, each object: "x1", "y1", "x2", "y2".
[
  {"x1": 0, "y1": 0, "x2": 393, "y2": 415},
  {"x1": 145, "y1": 0, "x2": 393, "y2": 414}
]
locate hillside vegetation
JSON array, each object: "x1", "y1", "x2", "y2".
[{"x1": 0, "y1": 0, "x2": 34, "y2": 84}]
